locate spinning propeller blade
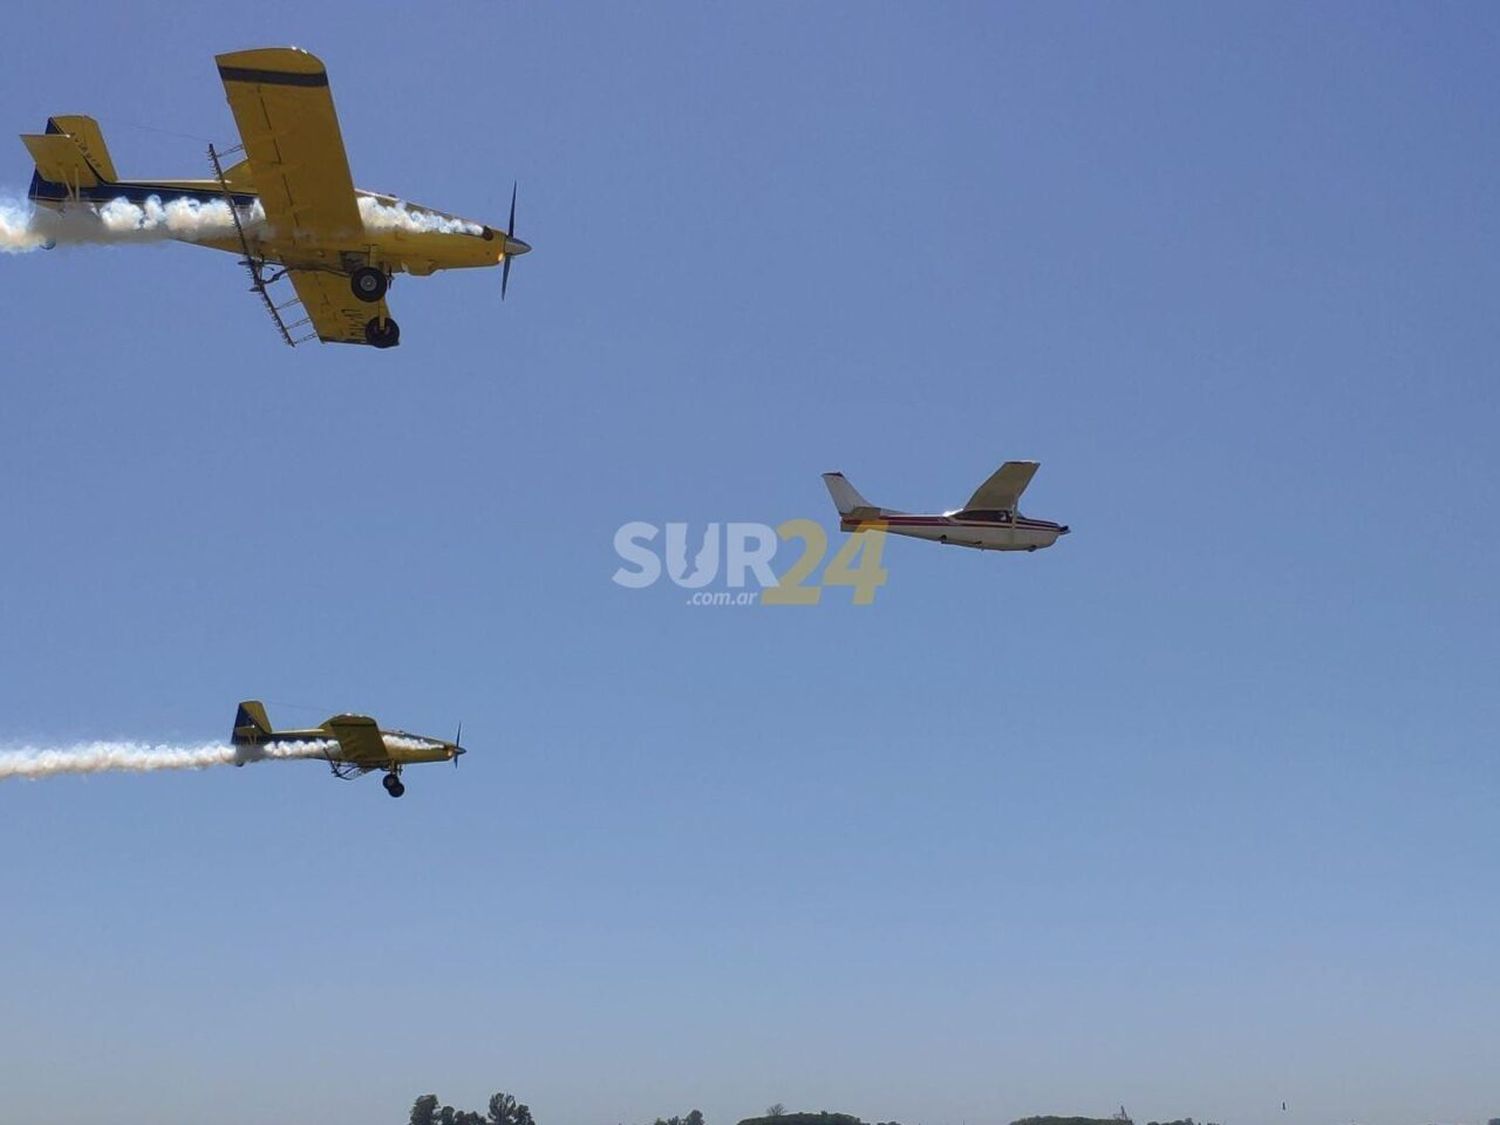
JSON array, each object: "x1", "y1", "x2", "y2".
[{"x1": 499, "y1": 181, "x2": 530, "y2": 300}]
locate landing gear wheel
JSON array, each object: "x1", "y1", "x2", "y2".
[
  {"x1": 350, "y1": 266, "x2": 387, "y2": 303},
  {"x1": 364, "y1": 316, "x2": 400, "y2": 349},
  {"x1": 382, "y1": 773, "x2": 406, "y2": 798},
  {"x1": 388, "y1": 780, "x2": 406, "y2": 798}
]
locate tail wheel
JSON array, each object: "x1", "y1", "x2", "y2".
[
  {"x1": 364, "y1": 316, "x2": 400, "y2": 349},
  {"x1": 350, "y1": 266, "x2": 387, "y2": 303}
]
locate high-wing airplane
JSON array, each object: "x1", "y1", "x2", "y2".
[
  {"x1": 20, "y1": 47, "x2": 530, "y2": 349},
  {"x1": 231, "y1": 700, "x2": 465, "y2": 798},
  {"x1": 822, "y1": 461, "x2": 1070, "y2": 552}
]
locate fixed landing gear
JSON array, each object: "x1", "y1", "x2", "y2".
[
  {"x1": 350, "y1": 266, "x2": 388, "y2": 303},
  {"x1": 364, "y1": 316, "x2": 400, "y2": 349},
  {"x1": 381, "y1": 772, "x2": 406, "y2": 799}
]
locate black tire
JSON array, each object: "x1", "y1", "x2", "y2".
[
  {"x1": 388, "y1": 780, "x2": 406, "y2": 798},
  {"x1": 350, "y1": 266, "x2": 387, "y2": 303},
  {"x1": 364, "y1": 316, "x2": 400, "y2": 349}
]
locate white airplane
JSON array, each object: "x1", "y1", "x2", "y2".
[{"x1": 822, "y1": 461, "x2": 1070, "y2": 552}]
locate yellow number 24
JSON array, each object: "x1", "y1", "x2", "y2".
[{"x1": 762, "y1": 519, "x2": 889, "y2": 606}]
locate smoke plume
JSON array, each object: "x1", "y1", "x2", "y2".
[
  {"x1": 0, "y1": 739, "x2": 334, "y2": 781},
  {"x1": 0, "y1": 192, "x2": 266, "y2": 253},
  {"x1": 357, "y1": 196, "x2": 484, "y2": 236},
  {"x1": 2, "y1": 190, "x2": 484, "y2": 254}
]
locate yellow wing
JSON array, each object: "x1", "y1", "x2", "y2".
[
  {"x1": 287, "y1": 269, "x2": 396, "y2": 347},
  {"x1": 216, "y1": 47, "x2": 363, "y2": 251},
  {"x1": 325, "y1": 715, "x2": 389, "y2": 764}
]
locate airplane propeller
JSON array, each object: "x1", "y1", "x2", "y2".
[
  {"x1": 453, "y1": 721, "x2": 464, "y2": 768},
  {"x1": 499, "y1": 182, "x2": 531, "y2": 300}
]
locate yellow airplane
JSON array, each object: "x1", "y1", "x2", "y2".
[
  {"x1": 231, "y1": 700, "x2": 465, "y2": 798},
  {"x1": 20, "y1": 46, "x2": 531, "y2": 348}
]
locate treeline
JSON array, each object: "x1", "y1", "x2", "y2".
[
  {"x1": 409, "y1": 1092, "x2": 535, "y2": 1125},
  {"x1": 408, "y1": 1098, "x2": 904, "y2": 1125},
  {"x1": 413, "y1": 1099, "x2": 1356, "y2": 1125},
  {"x1": 738, "y1": 1111, "x2": 902, "y2": 1125}
]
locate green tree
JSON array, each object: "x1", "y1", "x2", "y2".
[
  {"x1": 489, "y1": 1092, "x2": 535, "y2": 1125},
  {"x1": 766, "y1": 1108, "x2": 786, "y2": 1119},
  {"x1": 411, "y1": 1096, "x2": 440, "y2": 1125}
]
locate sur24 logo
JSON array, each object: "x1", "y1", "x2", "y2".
[{"x1": 612, "y1": 520, "x2": 889, "y2": 605}]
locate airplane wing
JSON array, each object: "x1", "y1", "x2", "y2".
[
  {"x1": 325, "y1": 715, "x2": 390, "y2": 764},
  {"x1": 963, "y1": 461, "x2": 1040, "y2": 511},
  {"x1": 216, "y1": 48, "x2": 363, "y2": 248},
  {"x1": 287, "y1": 269, "x2": 392, "y2": 346}
]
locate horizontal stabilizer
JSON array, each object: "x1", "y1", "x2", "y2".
[
  {"x1": 22, "y1": 134, "x2": 103, "y2": 189},
  {"x1": 46, "y1": 115, "x2": 118, "y2": 180}
]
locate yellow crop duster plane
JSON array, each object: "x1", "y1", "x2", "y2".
[
  {"x1": 231, "y1": 700, "x2": 465, "y2": 798},
  {"x1": 20, "y1": 47, "x2": 530, "y2": 348}
]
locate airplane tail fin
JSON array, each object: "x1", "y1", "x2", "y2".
[
  {"x1": 232, "y1": 700, "x2": 273, "y2": 745},
  {"x1": 22, "y1": 115, "x2": 118, "y2": 201},
  {"x1": 822, "y1": 472, "x2": 885, "y2": 517}
]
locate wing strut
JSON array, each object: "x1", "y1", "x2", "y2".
[{"x1": 207, "y1": 142, "x2": 315, "y2": 347}]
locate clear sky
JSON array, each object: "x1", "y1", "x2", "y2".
[{"x1": 1, "y1": 4, "x2": 1497, "y2": 1125}]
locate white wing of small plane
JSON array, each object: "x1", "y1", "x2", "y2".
[{"x1": 963, "y1": 461, "x2": 1040, "y2": 511}]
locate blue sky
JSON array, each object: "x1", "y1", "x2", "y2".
[{"x1": 2, "y1": 4, "x2": 1498, "y2": 1124}]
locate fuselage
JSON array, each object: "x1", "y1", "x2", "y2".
[
  {"x1": 29, "y1": 175, "x2": 520, "y2": 277},
  {"x1": 841, "y1": 509, "x2": 1070, "y2": 551},
  {"x1": 230, "y1": 724, "x2": 461, "y2": 766}
]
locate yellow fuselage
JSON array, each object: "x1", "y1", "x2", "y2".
[{"x1": 35, "y1": 178, "x2": 510, "y2": 277}]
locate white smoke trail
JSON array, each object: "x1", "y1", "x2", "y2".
[
  {"x1": 382, "y1": 735, "x2": 446, "y2": 752},
  {"x1": 0, "y1": 192, "x2": 265, "y2": 253},
  {"x1": 358, "y1": 195, "x2": 483, "y2": 236},
  {"x1": 92, "y1": 195, "x2": 264, "y2": 241},
  {"x1": 0, "y1": 739, "x2": 334, "y2": 781},
  {"x1": 2, "y1": 190, "x2": 482, "y2": 254},
  {"x1": 0, "y1": 195, "x2": 51, "y2": 252}
]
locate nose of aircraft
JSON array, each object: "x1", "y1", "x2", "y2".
[{"x1": 503, "y1": 236, "x2": 532, "y2": 258}]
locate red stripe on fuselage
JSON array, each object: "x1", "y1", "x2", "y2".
[{"x1": 840, "y1": 516, "x2": 1060, "y2": 531}]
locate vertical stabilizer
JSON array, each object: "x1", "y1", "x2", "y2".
[
  {"x1": 822, "y1": 472, "x2": 888, "y2": 516},
  {"x1": 232, "y1": 700, "x2": 273, "y2": 745}
]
